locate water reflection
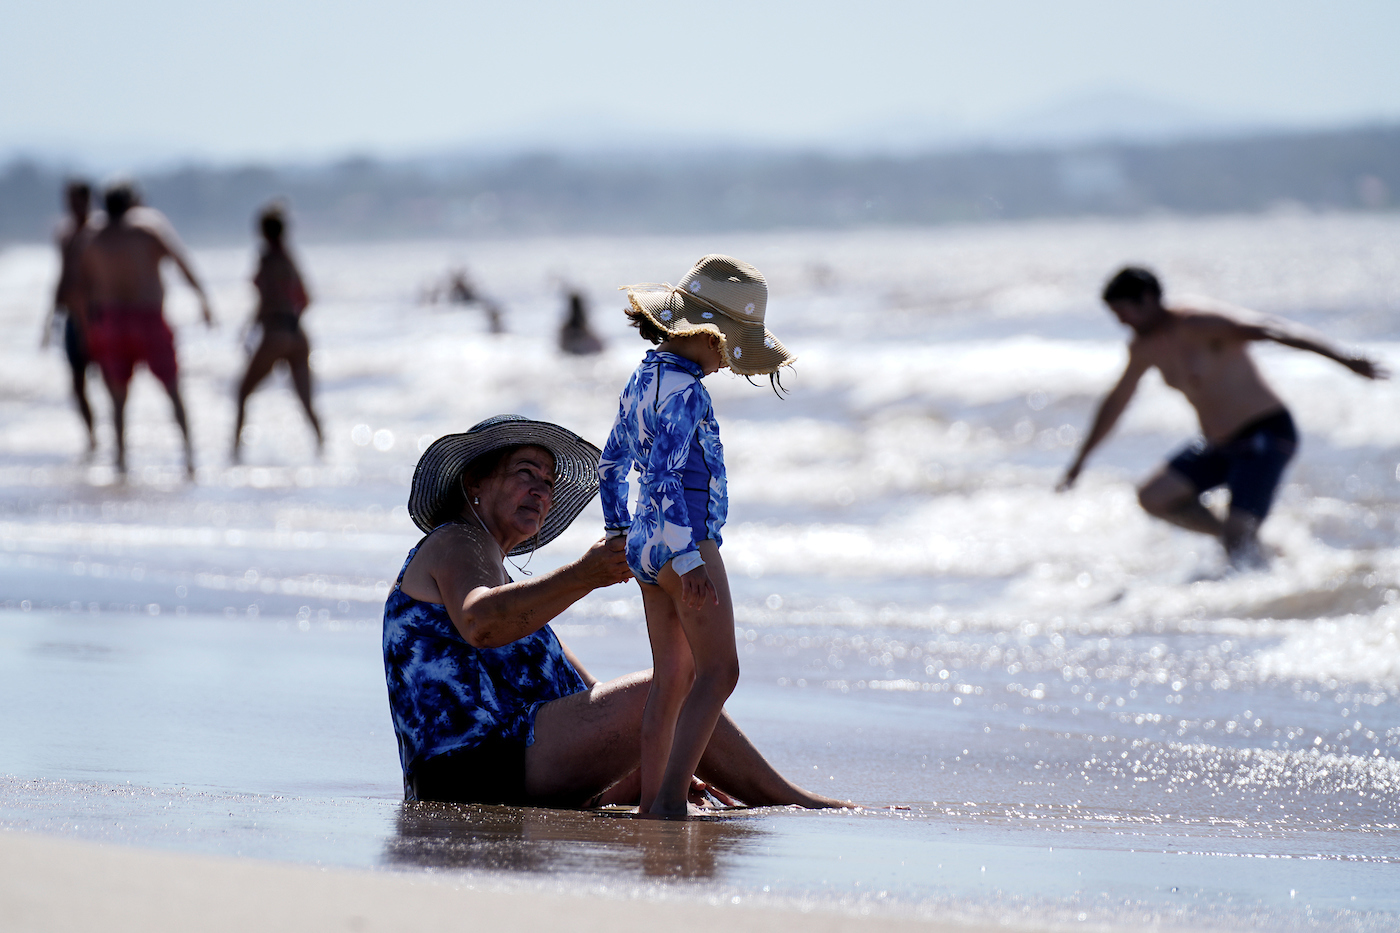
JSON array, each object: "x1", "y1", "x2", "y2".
[{"x1": 384, "y1": 802, "x2": 764, "y2": 880}]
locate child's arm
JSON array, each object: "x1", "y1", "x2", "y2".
[
  {"x1": 597, "y1": 405, "x2": 635, "y2": 538},
  {"x1": 642, "y1": 381, "x2": 708, "y2": 576}
]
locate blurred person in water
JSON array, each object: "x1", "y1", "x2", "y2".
[
  {"x1": 423, "y1": 268, "x2": 506, "y2": 333},
  {"x1": 384, "y1": 415, "x2": 844, "y2": 812},
  {"x1": 70, "y1": 180, "x2": 215, "y2": 476},
  {"x1": 232, "y1": 203, "x2": 323, "y2": 460},
  {"x1": 42, "y1": 179, "x2": 98, "y2": 452},
  {"x1": 1059, "y1": 266, "x2": 1387, "y2": 567},
  {"x1": 558, "y1": 289, "x2": 604, "y2": 356}
]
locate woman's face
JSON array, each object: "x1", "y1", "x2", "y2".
[{"x1": 469, "y1": 445, "x2": 557, "y2": 549}]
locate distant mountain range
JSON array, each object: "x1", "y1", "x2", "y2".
[{"x1": 1, "y1": 122, "x2": 1395, "y2": 244}]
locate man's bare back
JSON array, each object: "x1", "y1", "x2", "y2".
[
  {"x1": 79, "y1": 214, "x2": 210, "y2": 319},
  {"x1": 1061, "y1": 266, "x2": 1385, "y2": 566}
]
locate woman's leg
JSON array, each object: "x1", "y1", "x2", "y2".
[
  {"x1": 285, "y1": 333, "x2": 323, "y2": 449},
  {"x1": 525, "y1": 666, "x2": 849, "y2": 809},
  {"x1": 232, "y1": 338, "x2": 282, "y2": 457},
  {"x1": 525, "y1": 670, "x2": 650, "y2": 802},
  {"x1": 638, "y1": 579, "x2": 695, "y2": 812},
  {"x1": 649, "y1": 539, "x2": 738, "y2": 817}
]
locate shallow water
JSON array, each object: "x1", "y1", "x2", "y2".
[{"x1": 1, "y1": 213, "x2": 1399, "y2": 929}]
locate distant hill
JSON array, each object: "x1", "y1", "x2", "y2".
[{"x1": 2, "y1": 124, "x2": 1396, "y2": 244}]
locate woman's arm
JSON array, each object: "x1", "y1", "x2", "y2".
[
  {"x1": 428, "y1": 528, "x2": 631, "y2": 649},
  {"x1": 287, "y1": 254, "x2": 310, "y2": 315}
]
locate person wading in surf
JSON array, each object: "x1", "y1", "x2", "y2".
[
  {"x1": 44, "y1": 179, "x2": 99, "y2": 451},
  {"x1": 232, "y1": 203, "x2": 323, "y2": 460},
  {"x1": 1059, "y1": 266, "x2": 1387, "y2": 567},
  {"x1": 72, "y1": 181, "x2": 215, "y2": 476}
]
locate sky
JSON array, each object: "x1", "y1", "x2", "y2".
[{"x1": 4, "y1": 0, "x2": 1399, "y2": 166}]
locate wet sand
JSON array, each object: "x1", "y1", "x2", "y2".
[{"x1": 4, "y1": 610, "x2": 1398, "y2": 931}]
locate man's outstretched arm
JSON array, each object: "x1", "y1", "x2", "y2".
[
  {"x1": 1058, "y1": 354, "x2": 1148, "y2": 490},
  {"x1": 1241, "y1": 316, "x2": 1388, "y2": 380},
  {"x1": 151, "y1": 224, "x2": 215, "y2": 327},
  {"x1": 168, "y1": 249, "x2": 215, "y2": 327}
]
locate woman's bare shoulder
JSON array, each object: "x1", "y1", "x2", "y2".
[{"x1": 411, "y1": 522, "x2": 506, "y2": 586}]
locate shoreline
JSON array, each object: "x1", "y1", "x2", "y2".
[{"x1": 0, "y1": 829, "x2": 1000, "y2": 933}]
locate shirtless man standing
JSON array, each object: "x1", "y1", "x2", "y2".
[
  {"x1": 1059, "y1": 266, "x2": 1386, "y2": 566},
  {"x1": 44, "y1": 180, "x2": 98, "y2": 451},
  {"x1": 72, "y1": 182, "x2": 215, "y2": 476}
]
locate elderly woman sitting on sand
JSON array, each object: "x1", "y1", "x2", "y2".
[{"x1": 383, "y1": 414, "x2": 843, "y2": 812}]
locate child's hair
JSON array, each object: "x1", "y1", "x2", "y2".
[{"x1": 625, "y1": 304, "x2": 669, "y2": 345}]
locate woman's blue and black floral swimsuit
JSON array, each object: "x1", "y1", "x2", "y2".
[
  {"x1": 382, "y1": 535, "x2": 587, "y2": 798},
  {"x1": 599, "y1": 350, "x2": 727, "y2": 584}
]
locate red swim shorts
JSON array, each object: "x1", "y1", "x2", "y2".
[{"x1": 87, "y1": 305, "x2": 179, "y2": 391}]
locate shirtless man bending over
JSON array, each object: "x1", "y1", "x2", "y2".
[
  {"x1": 73, "y1": 182, "x2": 214, "y2": 476},
  {"x1": 1059, "y1": 266, "x2": 1386, "y2": 566}
]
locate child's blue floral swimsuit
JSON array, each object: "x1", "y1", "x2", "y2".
[{"x1": 599, "y1": 350, "x2": 727, "y2": 584}]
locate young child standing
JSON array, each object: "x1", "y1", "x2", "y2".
[{"x1": 599, "y1": 255, "x2": 795, "y2": 818}]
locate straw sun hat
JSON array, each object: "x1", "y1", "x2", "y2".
[
  {"x1": 625, "y1": 255, "x2": 794, "y2": 376},
  {"x1": 408, "y1": 414, "x2": 601, "y2": 555}
]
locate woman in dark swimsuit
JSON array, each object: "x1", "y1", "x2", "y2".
[
  {"x1": 384, "y1": 415, "x2": 848, "y2": 812},
  {"x1": 232, "y1": 204, "x2": 323, "y2": 459}
]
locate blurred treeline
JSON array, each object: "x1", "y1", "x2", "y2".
[{"x1": 2, "y1": 124, "x2": 1396, "y2": 244}]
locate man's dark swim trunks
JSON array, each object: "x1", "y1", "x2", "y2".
[
  {"x1": 62, "y1": 313, "x2": 89, "y2": 375},
  {"x1": 1167, "y1": 409, "x2": 1297, "y2": 519}
]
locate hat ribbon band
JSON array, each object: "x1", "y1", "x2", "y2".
[{"x1": 621, "y1": 282, "x2": 756, "y2": 326}]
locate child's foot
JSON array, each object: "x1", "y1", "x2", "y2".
[{"x1": 642, "y1": 794, "x2": 693, "y2": 820}]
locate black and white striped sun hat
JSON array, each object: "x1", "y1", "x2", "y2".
[{"x1": 407, "y1": 414, "x2": 601, "y2": 555}]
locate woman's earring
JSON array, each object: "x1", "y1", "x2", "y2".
[{"x1": 473, "y1": 497, "x2": 480, "y2": 505}]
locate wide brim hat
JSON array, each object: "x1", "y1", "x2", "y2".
[
  {"x1": 408, "y1": 414, "x2": 601, "y2": 555},
  {"x1": 625, "y1": 254, "x2": 794, "y2": 377}
]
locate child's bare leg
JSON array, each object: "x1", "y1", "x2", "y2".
[
  {"x1": 649, "y1": 540, "x2": 738, "y2": 818},
  {"x1": 638, "y1": 579, "x2": 695, "y2": 812}
]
